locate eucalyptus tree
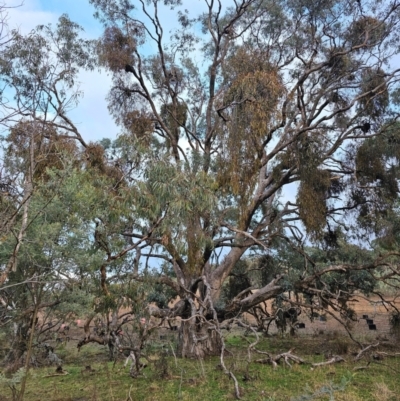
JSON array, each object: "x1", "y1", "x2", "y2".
[
  {"x1": 88, "y1": 0, "x2": 400, "y2": 358},
  {"x1": 0, "y1": 15, "x2": 96, "y2": 287},
  {"x1": 0, "y1": 17, "x2": 99, "y2": 379},
  {"x1": 0, "y1": 10, "x2": 171, "y2": 367},
  {"x1": 0, "y1": 136, "x2": 141, "y2": 371}
]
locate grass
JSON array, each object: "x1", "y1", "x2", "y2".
[{"x1": 1, "y1": 334, "x2": 400, "y2": 401}]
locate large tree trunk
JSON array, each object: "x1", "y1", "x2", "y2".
[
  {"x1": 4, "y1": 322, "x2": 30, "y2": 371},
  {"x1": 177, "y1": 319, "x2": 222, "y2": 358}
]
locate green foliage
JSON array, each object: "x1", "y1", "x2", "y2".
[
  {"x1": 0, "y1": 14, "x2": 95, "y2": 105},
  {"x1": 0, "y1": 367, "x2": 26, "y2": 401},
  {"x1": 146, "y1": 273, "x2": 178, "y2": 309},
  {"x1": 97, "y1": 25, "x2": 137, "y2": 72},
  {"x1": 259, "y1": 254, "x2": 282, "y2": 287},
  {"x1": 324, "y1": 46, "x2": 353, "y2": 81},
  {"x1": 353, "y1": 124, "x2": 400, "y2": 235}
]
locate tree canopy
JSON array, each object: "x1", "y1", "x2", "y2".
[{"x1": 2, "y1": 0, "x2": 400, "y2": 374}]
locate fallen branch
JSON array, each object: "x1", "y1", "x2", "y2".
[
  {"x1": 42, "y1": 372, "x2": 69, "y2": 378},
  {"x1": 125, "y1": 385, "x2": 133, "y2": 401},
  {"x1": 228, "y1": 370, "x2": 241, "y2": 399},
  {"x1": 354, "y1": 343, "x2": 380, "y2": 361},
  {"x1": 256, "y1": 348, "x2": 305, "y2": 369},
  {"x1": 375, "y1": 351, "x2": 400, "y2": 358},
  {"x1": 353, "y1": 362, "x2": 370, "y2": 371},
  {"x1": 43, "y1": 366, "x2": 68, "y2": 377},
  {"x1": 311, "y1": 356, "x2": 345, "y2": 367}
]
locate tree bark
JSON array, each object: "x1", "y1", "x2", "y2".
[
  {"x1": 4, "y1": 321, "x2": 30, "y2": 371},
  {"x1": 177, "y1": 319, "x2": 222, "y2": 358}
]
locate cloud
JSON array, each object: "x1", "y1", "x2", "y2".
[
  {"x1": 6, "y1": 0, "x2": 58, "y2": 34},
  {"x1": 68, "y1": 68, "x2": 119, "y2": 142},
  {"x1": 1, "y1": 0, "x2": 245, "y2": 145},
  {"x1": 3, "y1": 0, "x2": 119, "y2": 143}
]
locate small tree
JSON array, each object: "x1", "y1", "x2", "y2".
[{"x1": 0, "y1": 17, "x2": 97, "y2": 400}]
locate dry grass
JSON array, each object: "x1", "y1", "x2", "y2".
[{"x1": 372, "y1": 381, "x2": 397, "y2": 401}]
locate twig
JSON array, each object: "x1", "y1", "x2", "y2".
[
  {"x1": 372, "y1": 361, "x2": 400, "y2": 374},
  {"x1": 222, "y1": 223, "x2": 268, "y2": 250},
  {"x1": 42, "y1": 372, "x2": 69, "y2": 378},
  {"x1": 228, "y1": 318, "x2": 260, "y2": 362},
  {"x1": 178, "y1": 368, "x2": 183, "y2": 400},
  {"x1": 169, "y1": 342, "x2": 178, "y2": 368},
  {"x1": 376, "y1": 351, "x2": 400, "y2": 357},
  {"x1": 126, "y1": 385, "x2": 133, "y2": 401}
]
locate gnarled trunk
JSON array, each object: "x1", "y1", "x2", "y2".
[
  {"x1": 177, "y1": 319, "x2": 222, "y2": 358},
  {"x1": 4, "y1": 322, "x2": 30, "y2": 371}
]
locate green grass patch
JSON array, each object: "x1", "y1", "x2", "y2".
[{"x1": 1, "y1": 336, "x2": 399, "y2": 401}]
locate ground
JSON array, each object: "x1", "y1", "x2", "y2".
[
  {"x1": 1, "y1": 294, "x2": 400, "y2": 400},
  {"x1": 2, "y1": 335, "x2": 399, "y2": 401}
]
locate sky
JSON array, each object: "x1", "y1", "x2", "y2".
[
  {"x1": 6, "y1": 0, "x2": 118, "y2": 142},
  {"x1": 4, "y1": 0, "x2": 213, "y2": 143}
]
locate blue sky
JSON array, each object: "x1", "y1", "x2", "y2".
[
  {"x1": 8, "y1": 0, "x2": 103, "y2": 39},
  {"x1": 5, "y1": 0, "x2": 212, "y2": 143},
  {"x1": 7, "y1": 0, "x2": 118, "y2": 143}
]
